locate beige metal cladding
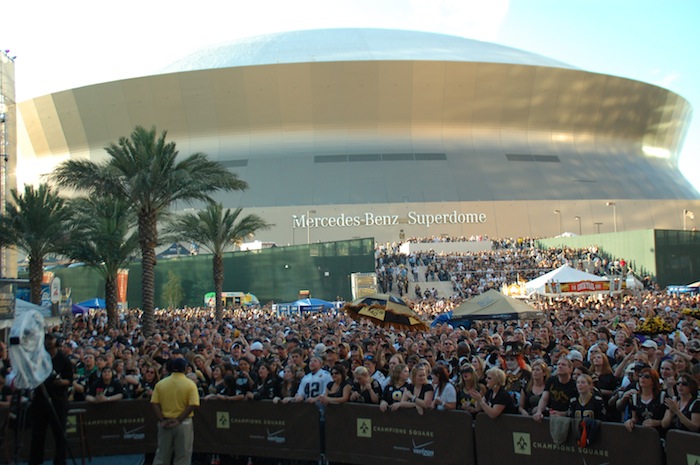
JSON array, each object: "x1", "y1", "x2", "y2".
[{"x1": 19, "y1": 60, "x2": 691, "y2": 164}]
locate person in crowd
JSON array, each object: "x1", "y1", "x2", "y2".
[
  {"x1": 379, "y1": 363, "x2": 410, "y2": 412},
  {"x1": 72, "y1": 353, "x2": 99, "y2": 401},
  {"x1": 624, "y1": 367, "x2": 667, "y2": 434},
  {"x1": 613, "y1": 362, "x2": 645, "y2": 422},
  {"x1": 455, "y1": 363, "x2": 485, "y2": 414},
  {"x1": 520, "y1": 359, "x2": 549, "y2": 416},
  {"x1": 350, "y1": 366, "x2": 383, "y2": 404},
  {"x1": 568, "y1": 373, "x2": 607, "y2": 420},
  {"x1": 204, "y1": 365, "x2": 226, "y2": 398},
  {"x1": 363, "y1": 354, "x2": 386, "y2": 387},
  {"x1": 86, "y1": 366, "x2": 124, "y2": 402},
  {"x1": 274, "y1": 364, "x2": 300, "y2": 403},
  {"x1": 246, "y1": 363, "x2": 280, "y2": 401},
  {"x1": 138, "y1": 363, "x2": 161, "y2": 399},
  {"x1": 470, "y1": 367, "x2": 517, "y2": 418},
  {"x1": 151, "y1": 358, "x2": 200, "y2": 465},
  {"x1": 431, "y1": 364, "x2": 456, "y2": 410},
  {"x1": 533, "y1": 358, "x2": 578, "y2": 421},
  {"x1": 284, "y1": 356, "x2": 331, "y2": 404},
  {"x1": 502, "y1": 342, "x2": 531, "y2": 409},
  {"x1": 29, "y1": 333, "x2": 73, "y2": 465},
  {"x1": 234, "y1": 358, "x2": 255, "y2": 398},
  {"x1": 193, "y1": 354, "x2": 212, "y2": 386},
  {"x1": 659, "y1": 359, "x2": 680, "y2": 398},
  {"x1": 661, "y1": 372, "x2": 700, "y2": 432},
  {"x1": 319, "y1": 363, "x2": 352, "y2": 405},
  {"x1": 392, "y1": 365, "x2": 434, "y2": 415}
]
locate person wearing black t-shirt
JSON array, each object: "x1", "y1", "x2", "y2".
[
  {"x1": 29, "y1": 333, "x2": 73, "y2": 465},
  {"x1": 624, "y1": 367, "x2": 667, "y2": 435},
  {"x1": 569, "y1": 374, "x2": 607, "y2": 420},
  {"x1": 533, "y1": 358, "x2": 577, "y2": 421},
  {"x1": 471, "y1": 367, "x2": 517, "y2": 418},
  {"x1": 85, "y1": 366, "x2": 124, "y2": 402}
]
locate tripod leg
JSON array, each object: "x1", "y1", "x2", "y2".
[{"x1": 36, "y1": 385, "x2": 78, "y2": 465}]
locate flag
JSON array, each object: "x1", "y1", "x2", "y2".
[{"x1": 684, "y1": 209, "x2": 695, "y2": 219}]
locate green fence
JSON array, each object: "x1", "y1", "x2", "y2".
[
  {"x1": 52, "y1": 238, "x2": 375, "y2": 308},
  {"x1": 536, "y1": 229, "x2": 700, "y2": 287}
]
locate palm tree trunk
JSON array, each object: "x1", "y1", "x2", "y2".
[
  {"x1": 213, "y1": 253, "x2": 224, "y2": 322},
  {"x1": 139, "y1": 212, "x2": 158, "y2": 336},
  {"x1": 105, "y1": 274, "x2": 119, "y2": 329},
  {"x1": 28, "y1": 256, "x2": 44, "y2": 305}
]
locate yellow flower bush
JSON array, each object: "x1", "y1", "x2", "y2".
[{"x1": 635, "y1": 315, "x2": 673, "y2": 335}]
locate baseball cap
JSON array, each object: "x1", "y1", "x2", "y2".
[
  {"x1": 641, "y1": 340, "x2": 658, "y2": 350},
  {"x1": 567, "y1": 350, "x2": 584, "y2": 362},
  {"x1": 250, "y1": 341, "x2": 264, "y2": 351},
  {"x1": 171, "y1": 358, "x2": 188, "y2": 373},
  {"x1": 633, "y1": 362, "x2": 651, "y2": 372}
]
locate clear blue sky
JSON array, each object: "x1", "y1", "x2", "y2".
[{"x1": 3, "y1": 0, "x2": 698, "y2": 190}]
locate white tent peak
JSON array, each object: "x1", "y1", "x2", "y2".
[{"x1": 526, "y1": 264, "x2": 607, "y2": 295}]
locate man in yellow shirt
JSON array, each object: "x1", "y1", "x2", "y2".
[{"x1": 151, "y1": 357, "x2": 200, "y2": 465}]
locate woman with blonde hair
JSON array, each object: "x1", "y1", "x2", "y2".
[
  {"x1": 379, "y1": 363, "x2": 410, "y2": 412},
  {"x1": 470, "y1": 367, "x2": 517, "y2": 418},
  {"x1": 392, "y1": 365, "x2": 434, "y2": 415},
  {"x1": 455, "y1": 364, "x2": 485, "y2": 414},
  {"x1": 519, "y1": 360, "x2": 549, "y2": 416}
]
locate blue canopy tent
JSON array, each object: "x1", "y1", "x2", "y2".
[
  {"x1": 77, "y1": 298, "x2": 106, "y2": 309},
  {"x1": 275, "y1": 298, "x2": 335, "y2": 315},
  {"x1": 71, "y1": 304, "x2": 90, "y2": 314}
]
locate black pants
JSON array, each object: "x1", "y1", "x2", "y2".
[{"x1": 28, "y1": 394, "x2": 68, "y2": 465}]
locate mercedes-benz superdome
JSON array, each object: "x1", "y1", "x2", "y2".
[{"x1": 16, "y1": 28, "x2": 698, "y2": 243}]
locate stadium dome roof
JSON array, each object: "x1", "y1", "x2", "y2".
[{"x1": 161, "y1": 28, "x2": 578, "y2": 73}]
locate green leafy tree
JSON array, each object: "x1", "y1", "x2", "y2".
[
  {"x1": 63, "y1": 195, "x2": 139, "y2": 328},
  {"x1": 51, "y1": 125, "x2": 248, "y2": 335},
  {"x1": 164, "y1": 202, "x2": 271, "y2": 321},
  {"x1": 0, "y1": 184, "x2": 72, "y2": 304},
  {"x1": 162, "y1": 271, "x2": 185, "y2": 309}
]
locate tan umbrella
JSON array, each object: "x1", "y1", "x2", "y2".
[{"x1": 342, "y1": 293, "x2": 429, "y2": 331}]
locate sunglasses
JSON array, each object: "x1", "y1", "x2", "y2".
[
  {"x1": 677, "y1": 380, "x2": 689, "y2": 386},
  {"x1": 331, "y1": 371, "x2": 340, "y2": 375},
  {"x1": 640, "y1": 374, "x2": 652, "y2": 379}
]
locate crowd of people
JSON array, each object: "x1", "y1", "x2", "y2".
[{"x1": 1, "y1": 239, "x2": 699, "y2": 463}]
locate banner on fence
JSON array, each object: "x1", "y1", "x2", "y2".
[
  {"x1": 324, "y1": 403, "x2": 474, "y2": 465},
  {"x1": 194, "y1": 400, "x2": 321, "y2": 460},
  {"x1": 475, "y1": 414, "x2": 662, "y2": 465},
  {"x1": 665, "y1": 430, "x2": 700, "y2": 465}
]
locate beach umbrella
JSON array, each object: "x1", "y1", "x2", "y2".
[{"x1": 342, "y1": 293, "x2": 428, "y2": 331}]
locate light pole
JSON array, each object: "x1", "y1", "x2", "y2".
[
  {"x1": 606, "y1": 202, "x2": 617, "y2": 233},
  {"x1": 574, "y1": 216, "x2": 582, "y2": 235},
  {"x1": 553, "y1": 209, "x2": 562, "y2": 235},
  {"x1": 307, "y1": 209, "x2": 316, "y2": 244},
  {"x1": 594, "y1": 222, "x2": 603, "y2": 234}
]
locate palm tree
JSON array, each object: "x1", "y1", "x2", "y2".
[
  {"x1": 51, "y1": 125, "x2": 248, "y2": 335},
  {"x1": 0, "y1": 184, "x2": 72, "y2": 304},
  {"x1": 164, "y1": 202, "x2": 271, "y2": 321},
  {"x1": 64, "y1": 195, "x2": 139, "y2": 328}
]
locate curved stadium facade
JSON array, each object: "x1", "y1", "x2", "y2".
[{"x1": 17, "y1": 29, "x2": 698, "y2": 244}]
